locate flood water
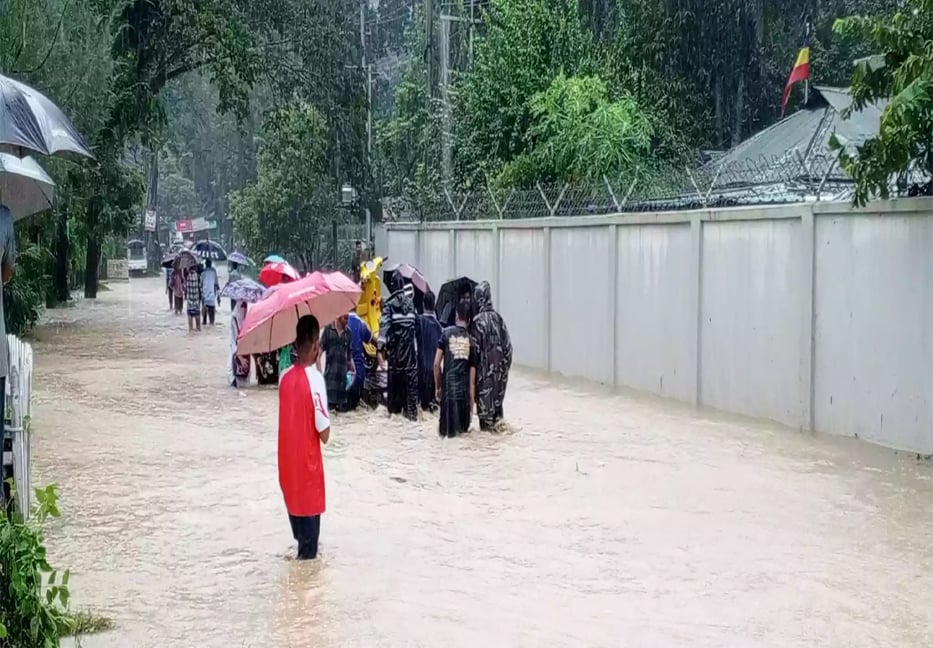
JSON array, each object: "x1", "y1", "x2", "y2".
[{"x1": 27, "y1": 276, "x2": 933, "y2": 647}]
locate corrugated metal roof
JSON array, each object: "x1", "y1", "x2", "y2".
[{"x1": 707, "y1": 86, "x2": 887, "y2": 187}]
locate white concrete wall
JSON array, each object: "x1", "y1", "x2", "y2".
[
  {"x1": 384, "y1": 198, "x2": 933, "y2": 453},
  {"x1": 615, "y1": 224, "x2": 695, "y2": 402},
  {"x1": 700, "y1": 218, "x2": 804, "y2": 428},
  {"x1": 498, "y1": 229, "x2": 548, "y2": 368},
  {"x1": 812, "y1": 213, "x2": 933, "y2": 451}
]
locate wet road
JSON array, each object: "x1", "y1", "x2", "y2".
[{"x1": 28, "y1": 277, "x2": 933, "y2": 647}]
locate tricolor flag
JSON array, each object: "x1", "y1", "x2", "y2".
[{"x1": 781, "y1": 24, "x2": 811, "y2": 116}]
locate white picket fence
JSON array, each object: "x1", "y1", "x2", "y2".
[{"x1": 6, "y1": 334, "x2": 33, "y2": 517}]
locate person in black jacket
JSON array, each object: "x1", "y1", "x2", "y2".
[
  {"x1": 416, "y1": 291, "x2": 443, "y2": 412},
  {"x1": 379, "y1": 271, "x2": 419, "y2": 420}
]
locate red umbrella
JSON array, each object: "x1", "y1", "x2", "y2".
[
  {"x1": 259, "y1": 260, "x2": 300, "y2": 287},
  {"x1": 237, "y1": 271, "x2": 362, "y2": 355}
]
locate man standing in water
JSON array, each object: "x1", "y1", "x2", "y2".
[
  {"x1": 380, "y1": 272, "x2": 419, "y2": 420},
  {"x1": 417, "y1": 291, "x2": 443, "y2": 412},
  {"x1": 471, "y1": 281, "x2": 513, "y2": 430},
  {"x1": 200, "y1": 258, "x2": 220, "y2": 326},
  {"x1": 346, "y1": 309, "x2": 372, "y2": 410},
  {"x1": 185, "y1": 268, "x2": 202, "y2": 332},
  {"x1": 278, "y1": 315, "x2": 331, "y2": 560},
  {"x1": 321, "y1": 313, "x2": 356, "y2": 412},
  {"x1": 434, "y1": 299, "x2": 476, "y2": 437}
]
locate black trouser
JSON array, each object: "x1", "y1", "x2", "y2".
[
  {"x1": 289, "y1": 514, "x2": 321, "y2": 560},
  {"x1": 202, "y1": 304, "x2": 216, "y2": 325},
  {"x1": 387, "y1": 367, "x2": 418, "y2": 421},
  {"x1": 419, "y1": 368, "x2": 437, "y2": 412},
  {"x1": 348, "y1": 377, "x2": 362, "y2": 410},
  {"x1": 439, "y1": 396, "x2": 470, "y2": 437}
]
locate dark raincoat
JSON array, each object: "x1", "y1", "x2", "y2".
[
  {"x1": 470, "y1": 281, "x2": 512, "y2": 428},
  {"x1": 379, "y1": 278, "x2": 418, "y2": 371}
]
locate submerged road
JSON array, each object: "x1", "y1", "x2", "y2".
[{"x1": 27, "y1": 276, "x2": 933, "y2": 647}]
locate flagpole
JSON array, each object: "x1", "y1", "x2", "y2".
[{"x1": 803, "y1": 19, "x2": 811, "y2": 105}]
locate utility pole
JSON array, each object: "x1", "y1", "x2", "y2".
[
  {"x1": 425, "y1": 0, "x2": 434, "y2": 105},
  {"x1": 439, "y1": 12, "x2": 451, "y2": 188},
  {"x1": 438, "y1": 12, "x2": 482, "y2": 189},
  {"x1": 360, "y1": 0, "x2": 373, "y2": 245},
  {"x1": 469, "y1": 0, "x2": 475, "y2": 62},
  {"x1": 361, "y1": 1, "x2": 371, "y2": 157}
]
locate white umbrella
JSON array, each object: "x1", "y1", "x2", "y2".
[{"x1": 0, "y1": 153, "x2": 54, "y2": 221}]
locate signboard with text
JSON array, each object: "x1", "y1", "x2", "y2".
[
  {"x1": 174, "y1": 217, "x2": 208, "y2": 233},
  {"x1": 144, "y1": 209, "x2": 157, "y2": 232},
  {"x1": 106, "y1": 259, "x2": 129, "y2": 282}
]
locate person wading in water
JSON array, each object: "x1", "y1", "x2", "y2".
[
  {"x1": 434, "y1": 299, "x2": 477, "y2": 438},
  {"x1": 380, "y1": 271, "x2": 419, "y2": 421},
  {"x1": 471, "y1": 280, "x2": 513, "y2": 430},
  {"x1": 278, "y1": 315, "x2": 331, "y2": 560}
]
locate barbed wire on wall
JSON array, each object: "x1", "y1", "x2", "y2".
[{"x1": 382, "y1": 154, "x2": 863, "y2": 223}]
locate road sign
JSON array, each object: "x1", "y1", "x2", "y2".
[{"x1": 144, "y1": 209, "x2": 157, "y2": 232}]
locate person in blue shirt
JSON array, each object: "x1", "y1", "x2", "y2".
[
  {"x1": 346, "y1": 310, "x2": 372, "y2": 410},
  {"x1": 416, "y1": 291, "x2": 443, "y2": 412}
]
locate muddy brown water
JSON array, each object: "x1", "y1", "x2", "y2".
[{"x1": 25, "y1": 277, "x2": 933, "y2": 647}]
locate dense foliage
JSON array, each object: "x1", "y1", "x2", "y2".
[
  {"x1": 230, "y1": 102, "x2": 340, "y2": 271},
  {"x1": 0, "y1": 0, "x2": 927, "y2": 337},
  {"x1": 0, "y1": 484, "x2": 70, "y2": 646},
  {"x1": 831, "y1": 0, "x2": 933, "y2": 205}
]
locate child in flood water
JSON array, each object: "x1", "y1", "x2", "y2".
[
  {"x1": 434, "y1": 299, "x2": 476, "y2": 438},
  {"x1": 278, "y1": 315, "x2": 331, "y2": 560}
]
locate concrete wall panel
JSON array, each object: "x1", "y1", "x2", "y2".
[
  {"x1": 813, "y1": 215, "x2": 933, "y2": 452},
  {"x1": 499, "y1": 229, "x2": 547, "y2": 368},
  {"x1": 455, "y1": 229, "x2": 495, "y2": 285},
  {"x1": 549, "y1": 226, "x2": 613, "y2": 383},
  {"x1": 615, "y1": 224, "x2": 694, "y2": 401},
  {"x1": 419, "y1": 230, "x2": 451, "y2": 290},
  {"x1": 387, "y1": 230, "x2": 417, "y2": 269},
  {"x1": 700, "y1": 219, "x2": 803, "y2": 427}
]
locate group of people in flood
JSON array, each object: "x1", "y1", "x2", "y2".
[
  {"x1": 380, "y1": 271, "x2": 513, "y2": 438},
  {"x1": 275, "y1": 272, "x2": 513, "y2": 561},
  {"x1": 165, "y1": 258, "x2": 220, "y2": 332}
]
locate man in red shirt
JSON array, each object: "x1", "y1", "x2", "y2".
[{"x1": 278, "y1": 315, "x2": 331, "y2": 560}]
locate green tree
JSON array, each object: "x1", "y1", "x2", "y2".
[
  {"x1": 79, "y1": 0, "x2": 296, "y2": 297},
  {"x1": 230, "y1": 102, "x2": 339, "y2": 270},
  {"x1": 454, "y1": 0, "x2": 597, "y2": 182},
  {"x1": 831, "y1": 0, "x2": 933, "y2": 205},
  {"x1": 157, "y1": 154, "x2": 204, "y2": 227},
  {"x1": 499, "y1": 74, "x2": 662, "y2": 186}
]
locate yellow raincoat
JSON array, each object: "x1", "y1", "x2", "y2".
[{"x1": 357, "y1": 257, "x2": 384, "y2": 358}]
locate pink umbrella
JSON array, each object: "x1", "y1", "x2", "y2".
[{"x1": 237, "y1": 271, "x2": 362, "y2": 355}]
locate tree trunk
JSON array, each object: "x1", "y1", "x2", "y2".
[
  {"x1": 53, "y1": 209, "x2": 70, "y2": 303},
  {"x1": 84, "y1": 237, "x2": 101, "y2": 299}
]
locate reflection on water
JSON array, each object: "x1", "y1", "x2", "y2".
[{"x1": 29, "y1": 278, "x2": 933, "y2": 647}]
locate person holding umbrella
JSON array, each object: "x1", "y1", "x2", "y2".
[{"x1": 278, "y1": 315, "x2": 331, "y2": 560}]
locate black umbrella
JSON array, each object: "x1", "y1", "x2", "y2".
[
  {"x1": 435, "y1": 276, "x2": 477, "y2": 327},
  {"x1": 0, "y1": 74, "x2": 93, "y2": 158},
  {"x1": 193, "y1": 239, "x2": 226, "y2": 261}
]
